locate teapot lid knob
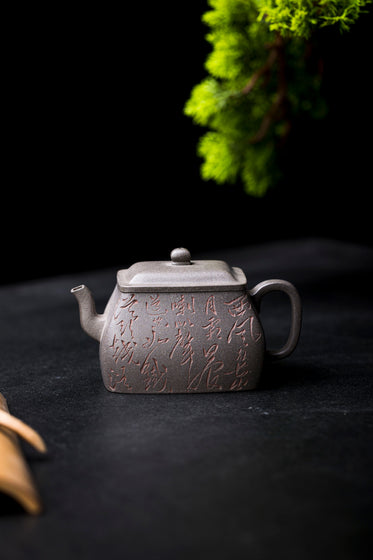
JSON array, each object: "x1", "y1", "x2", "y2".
[{"x1": 170, "y1": 247, "x2": 191, "y2": 265}]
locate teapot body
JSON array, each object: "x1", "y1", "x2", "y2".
[{"x1": 99, "y1": 287, "x2": 265, "y2": 393}]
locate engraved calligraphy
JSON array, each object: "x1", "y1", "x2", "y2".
[{"x1": 104, "y1": 291, "x2": 263, "y2": 393}]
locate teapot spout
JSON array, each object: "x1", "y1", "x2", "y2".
[{"x1": 71, "y1": 285, "x2": 106, "y2": 342}]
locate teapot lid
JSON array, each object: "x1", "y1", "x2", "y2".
[{"x1": 117, "y1": 248, "x2": 247, "y2": 293}]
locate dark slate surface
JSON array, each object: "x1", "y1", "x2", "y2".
[{"x1": 0, "y1": 238, "x2": 372, "y2": 560}]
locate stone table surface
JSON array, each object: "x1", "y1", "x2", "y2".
[{"x1": 0, "y1": 238, "x2": 372, "y2": 560}]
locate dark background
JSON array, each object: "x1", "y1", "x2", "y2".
[
  {"x1": 1, "y1": 5, "x2": 372, "y2": 557},
  {"x1": 3, "y1": 2, "x2": 373, "y2": 284}
]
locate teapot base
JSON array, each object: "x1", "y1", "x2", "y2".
[{"x1": 101, "y1": 373, "x2": 261, "y2": 394}]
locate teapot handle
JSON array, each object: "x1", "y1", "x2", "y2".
[{"x1": 249, "y1": 279, "x2": 302, "y2": 360}]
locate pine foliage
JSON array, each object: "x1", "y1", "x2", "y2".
[
  {"x1": 257, "y1": 0, "x2": 372, "y2": 38},
  {"x1": 184, "y1": 0, "x2": 371, "y2": 196}
]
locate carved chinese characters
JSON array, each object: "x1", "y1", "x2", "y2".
[{"x1": 101, "y1": 291, "x2": 264, "y2": 394}]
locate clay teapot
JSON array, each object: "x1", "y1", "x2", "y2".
[{"x1": 71, "y1": 248, "x2": 302, "y2": 393}]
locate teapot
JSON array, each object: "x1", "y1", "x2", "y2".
[{"x1": 71, "y1": 248, "x2": 302, "y2": 393}]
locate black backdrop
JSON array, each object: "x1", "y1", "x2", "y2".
[{"x1": 3, "y1": 2, "x2": 373, "y2": 284}]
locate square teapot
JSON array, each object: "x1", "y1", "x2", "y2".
[{"x1": 71, "y1": 248, "x2": 301, "y2": 393}]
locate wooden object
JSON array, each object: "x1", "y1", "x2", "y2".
[{"x1": 0, "y1": 393, "x2": 46, "y2": 515}]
